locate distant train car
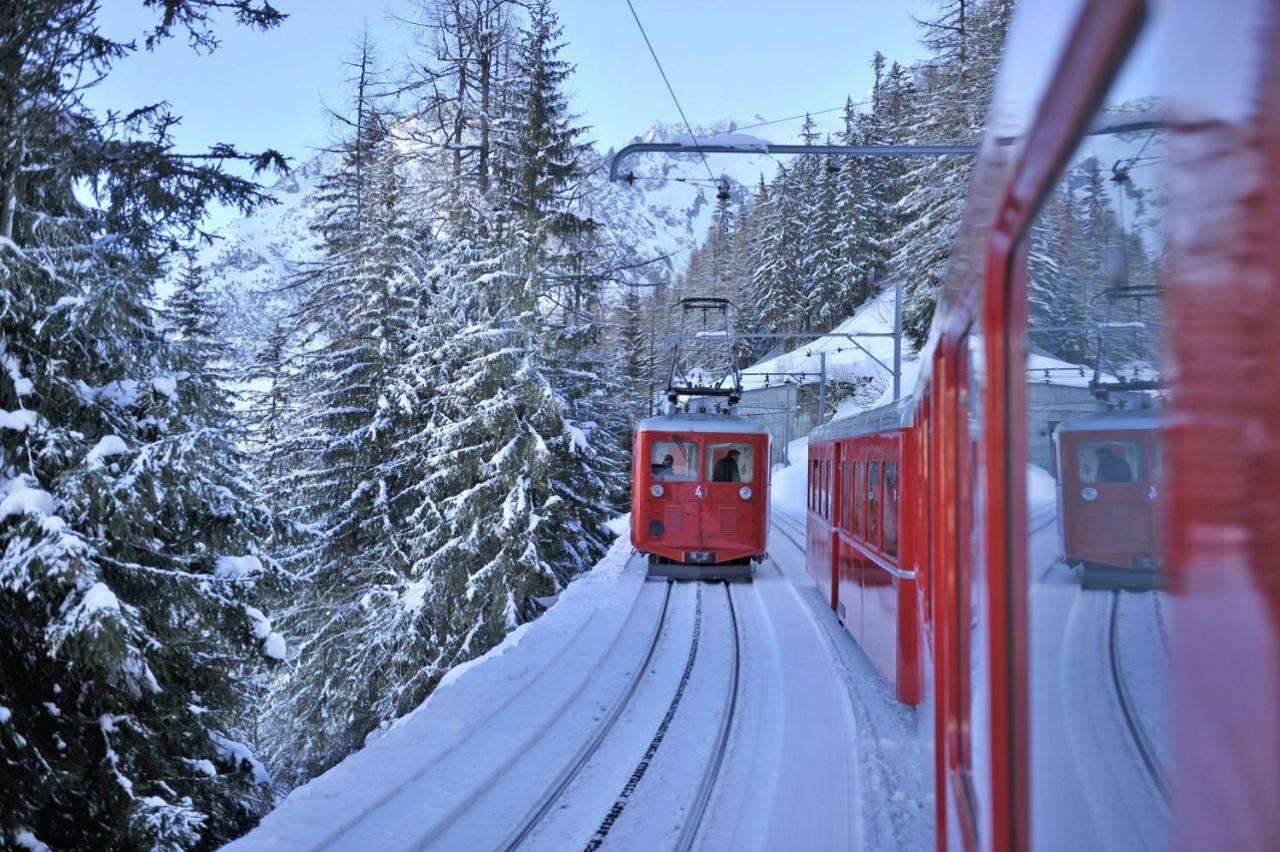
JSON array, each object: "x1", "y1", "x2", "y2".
[
  {"x1": 806, "y1": 398, "x2": 924, "y2": 705},
  {"x1": 1055, "y1": 411, "x2": 1163, "y2": 587},
  {"x1": 631, "y1": 412, "x2": 770, "y2": 580}
]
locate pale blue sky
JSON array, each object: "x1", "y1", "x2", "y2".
[{"x1": 91, "y1": 0, "x2": 929, "y2": 220}]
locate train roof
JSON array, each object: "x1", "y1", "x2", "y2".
[
  {"x1": 1056, "y1": 409, "x2": 1164, "y2": 434},
  {"x1": 635, "y1": 412, "x2": 771, "y2": 436},
  {"x1": 808, "y1": 395, "x2": 917, "y2": 443}
]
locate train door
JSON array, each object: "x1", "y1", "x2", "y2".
[
  {"x1": 703, "y1": 436, "x2": 763, "y2": 556},
  {"x1": 1069, "y1": 432, "x2": 1149, "y2": 568}
]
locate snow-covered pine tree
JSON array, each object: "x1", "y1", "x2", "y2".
[
  {"x1": 893, "y1": 0, "x2": 1013, "y2": 346},
  {"x1": 807, "y1": 141, "x2": 849, "y2": 331},
  {"x1": 0, "y1": 2, "x2": 287, "y2": 848},
  {"x1": 613, "y1": 286, "x2": 653, "y2": 420},
  {"x1": 494, "y1": 0, "x2": 625, "y2": 565},
  {"x1": 735, "y1": 176, "x2": 774, "y2": 362},
  {"x1": 262, "y1": 37, "x2": 439, "y2": 784},
  {"x1": 753, "y1": 157, "x2": 807, "y2": 338}
]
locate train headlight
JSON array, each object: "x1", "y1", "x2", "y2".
[
  {"x1": 650, "y1": 484, "x2": 665, "y2": 498},
  {"x1": 739, "y1": 486, "x2": 753, "y2": 500},
  {"x1": 1081, "y1": 487, "x2": 1098, "y2": 502}
]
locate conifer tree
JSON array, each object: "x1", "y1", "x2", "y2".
[
  {"x1": 0, "y1": 2, "x2": 286, "y2": 847},
  {"x1": 894, "y1": 0, "x2": 1013, "y2": 345},
  {"x1": 263, "y1": 38, "x2": 437, "y2": 783}
]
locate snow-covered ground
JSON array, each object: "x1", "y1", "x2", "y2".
[{"x1": 228, "y1": 446, "x2": 934, "y2": 851}]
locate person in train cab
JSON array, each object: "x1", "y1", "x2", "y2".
[
  {"x1": 1095, "y1": 446, "x2": 1133, "y2": 483},
  {"x1": 653, "y1": 453, "x2": 675, "y2": 480},
  {"x1": 713, "y1": 449, "x2": 742, "y2": 482}
]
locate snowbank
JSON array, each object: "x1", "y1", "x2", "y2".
[
  {"x1": 229, "y1": 533, "x2": 648, "y2": 851},
  {"x1": 771, "y1": 436, "x2": 812, "y2": 518}
]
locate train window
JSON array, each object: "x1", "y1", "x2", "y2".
[
  {"x1": 1076, "y1": 440, "x2": 1142, "y2": 484},
  {"x1": 852, "y1": 462, "x2": 864, "y2": 536},
  {"x1": 841, "y1": 461, "x2": 855, "y2": 531},
  {"x1": 884, "y1": 462, "x2": 899, "y2": 557},
  {"x1": 810, "y1": 460, "x2": 820, "y2": 510},
  {"x1": 707, "y1": 442, "x2": 753, "y2": 483},
  {"x1": 867, "y1": 461, "x2": 881, "y2": 547},
  {"x1": 825, "y1": 460, "x2": 833, "y2": 519},
  {"x1": 1151, "y1": 439, "x2": 1165, "y2": 482},
  {"x1": 650, "y1": 440, "x2": 698, "y2": 481},
  {"x1": 1020, "y1": 22, "x2": 1169, "y2": 847}
]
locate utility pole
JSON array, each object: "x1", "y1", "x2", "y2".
[
  {"x1": 894, "y1": 278, "x2": 903, "y2": 401},
  {"x1": 818, "y1": 351, "x2": 828, "y2": 426}
]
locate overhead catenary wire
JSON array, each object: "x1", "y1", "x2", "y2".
[
  {"x1": 733, "y1": 100, "x2": 869, "y2": 134},
  {"x1": 622, "y1": 0, "x2": 718, "y2": 183}
]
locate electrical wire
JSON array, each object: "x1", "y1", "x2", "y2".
[
  {"x1": 733, "y1": 100, "x2": 869, "y2": 134},
  {"x1": 622, "y1": 0, "x2": 718, "y2": 182}
]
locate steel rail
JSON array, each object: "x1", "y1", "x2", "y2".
[
  {"x1": 1108, "y1": 591, "x2": 1170, "y2": 804},
  {"x1": 499, "y1": 579, "x2": 675, "y2": 851},
  {"x1": 673, "y1": 582, "x2": 743, "y2": 852},
  {"x1": 584, "y1": 585, "x2": 706, "y2": 850}
]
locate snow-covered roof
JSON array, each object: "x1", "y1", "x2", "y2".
[
  {"x1": 635, "y1": 412, "x2": 770, "y2": 436},
  {"x1": 740, "y1": 287, "x2": 906, "y2": 393},
  {"x1": 1056, "y1": 410, "x2": 1163, "y2": 434}
]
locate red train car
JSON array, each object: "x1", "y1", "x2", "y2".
[
  {"x1": 1055, "y1": 412, "x2": 1162, "y2": 587},
  {"x1": 631, "y1": 412, "x2": 770, "y2": 580},
  {"x1": 807, "y1": 399, "x2": 924, "y2": 704},
  {"x1": 801, "y1": 0, "x2": 1280, "y2": 849}
]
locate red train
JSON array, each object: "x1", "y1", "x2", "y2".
[
  {"x1": 1054, "y1": 411, "x2": 1162, "y2": 587},
  {"x1": 806, "y1": 399, "x2": 923, "y2": 704},
  {"x1": 804, "y1": 0, "x2": 1280, "y2": 849},
  {"x1": 631, "y1": 411, "x2": 770, "y2": 580}
]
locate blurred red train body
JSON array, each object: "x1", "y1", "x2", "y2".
[
  {"x1": 807, "y1": 399, "x2": 924, "y2": 704},
  {"x1": 803, "y1": 0, "x2": 1280, "y2": 849},
  {"x1": 1055, "y1": 412, "x2": 1163, "y2": 586},
  {"x1": 631, "y1": 412, "x2": 770, "y2": 580}
]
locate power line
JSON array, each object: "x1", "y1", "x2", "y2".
[
  {"x1": 734, "y1": 100, "x2": 869, "y2": 134},
  {"x1": 622, "y1": 0, "x2": 717, "y2": 182}
]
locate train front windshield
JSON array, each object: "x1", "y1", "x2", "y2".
[{"x1": 650, "y1": 440, "x2": 698, "y2": 481}]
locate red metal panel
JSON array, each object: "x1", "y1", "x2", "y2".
[
  {"x1": 1165, "y1": 1, "x2": 1280, "y2": 846},
  {"x1": 631, "y1": 429, "x2": 769, "y2": 564}
]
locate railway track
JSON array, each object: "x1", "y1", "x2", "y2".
[
  {"x1": 497, "y1": 579, "x2": 675, "y2": 851},
  {"x1": 500, "y1": 580, "x2": 741, "y2": 852},
  {"x1": 1108, "y1": 590, "x2": 1170, "y2": 804}
]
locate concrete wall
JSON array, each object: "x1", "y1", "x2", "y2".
[{"x1": 1026, "y1": 382, "x2": 1151, "y2": 473}]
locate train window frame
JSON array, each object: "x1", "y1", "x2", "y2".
[
  {"x1": 841, "y1": 460, "x2": 855, "y2": 532},
  {"x1": 884, "y1": 460, "x2": 900, "y2": 557},
  {"x1": 853, "y1": 461, "x2": 865, "y2": 537},
  {"x1": 809, "y1": 460, "x2": 820, "y2": 511},
  {"x1": 706, "y1": 442, "x2": 754, "y2": 484},
  {"x1": 824, "y1": 460, "x2": 833, "y2": 519},
  {"x1": 651, "y1": 440, "x2": 699, "y2": 482},
  {"x1": 867, "y1": 460, "x2": 882, "y2": 549},
  {"x1": 1077, "y1": 439, "x2": 1143, "y2": 484}
]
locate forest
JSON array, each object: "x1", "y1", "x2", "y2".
[{"x1": 0, "y1": 0, "x2": 1017, "y2": 847}]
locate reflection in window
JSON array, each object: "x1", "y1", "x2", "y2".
[
  {"x1": 1021, "y1": 59, "x2": 1169, "y2": 848},
  {"x1": 707, "y1": 442, "x2": 753, "y2": 483},
  {"x1": 853, "y1": 462, "x2": 864, "y2": 536},
  {"x1": 884, "y1": 462, "x2": 900, "y2": 556},
  {"x1": 1078, "y1": 440, "x2": 1142, "y2": 483},
  {"x1": 867, "y1": 461, "x2": 881, "y2": 546},
  {"x1": 651, "y1": 441, "x2": 698, "y2": 481}
]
